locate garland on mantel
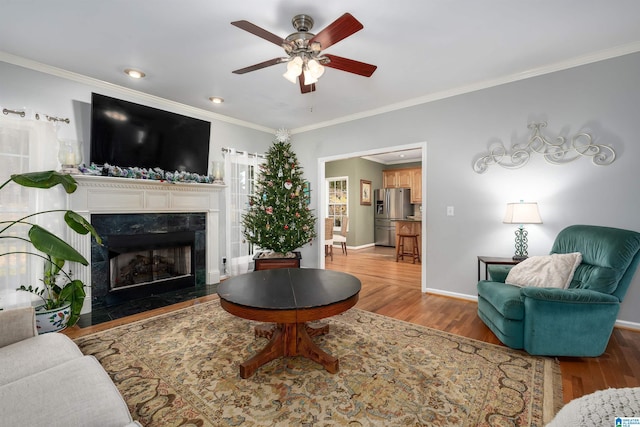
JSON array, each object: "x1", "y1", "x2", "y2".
[{"x1": 78, "y1": 163, "x2": 216, "y2": 184}]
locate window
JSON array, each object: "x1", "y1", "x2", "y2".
[
  {"x1": 224, "y1": 150, "x2": 264, "y2": 276},
  {"x1": 0, "y1": 123, "x2": 31, "y2": 295},
  {"x1": 326, "y1": 177, "x2": 348, "y2": 230},
  {"x1": 0, "y1": 118, "x2": 59, "y2": 300}
]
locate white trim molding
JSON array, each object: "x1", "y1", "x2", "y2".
[{"x1": 67, "y1": 175, "x2": 224, "y2": 313}]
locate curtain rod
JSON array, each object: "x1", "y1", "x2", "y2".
[
  {"x1": 2, "y1": 107, "x2": 70, "y2": 124},
  {"x1": 222, "y1": 147, "x2": 265, "y2": 158}
]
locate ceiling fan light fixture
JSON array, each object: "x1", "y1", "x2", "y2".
[
  {"x1": 232, "y1": 13, "x2": 375, "y2": 93},
  {"x1": 303, "y1": 69, "x2": 318, "y2": 85},
  {"x1": 283, "y1": 69, "x2": 299, "y2": 84},
  {"x1": 290, "y1": 56, "x2": 303, "y2": 68},
  {"x1": 283, "y1": 56, "x2": 303, "y2": 83},
  {"x1": 307, "y1": 59, "x2": 325, "y2": 78}
]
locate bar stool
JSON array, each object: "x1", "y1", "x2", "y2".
[{"x1": 396, "y1": 233, "x2": 421, "y2": 263}]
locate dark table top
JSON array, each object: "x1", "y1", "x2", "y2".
[{"x1": 217, "y1": 268, "x2": 361, "y2": 310}]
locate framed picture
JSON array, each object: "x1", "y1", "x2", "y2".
[{"x1": 360, "y1": 179, "x2": 372, "y2": 206}]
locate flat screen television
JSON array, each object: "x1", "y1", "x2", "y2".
[{"x1": 90, "y1": 93, "x2": 211, "y2": 175}]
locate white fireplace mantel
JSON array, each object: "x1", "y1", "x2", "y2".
[{"x1": 66, "y1": 175, "x2": 225, "y2": 314}]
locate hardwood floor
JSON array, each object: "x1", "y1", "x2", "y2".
[{"x1": 64, "y1": 246, "x2": 640, "y2": 404}]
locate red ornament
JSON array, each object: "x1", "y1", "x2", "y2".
[{"x1": 284, "y1": 225, "x2": 289, "y2": 230}]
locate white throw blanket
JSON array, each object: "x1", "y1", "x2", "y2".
[
  {"x1": 547, "y1": 387, "x2": 640, "y2": 426},
  {"x1": 506, "y1": 252, "x2": 582, "y2": 289}
]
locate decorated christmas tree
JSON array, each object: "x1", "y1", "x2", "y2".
[{"x1": 242, "y1": 129, "x2": 317, "y2": 256}]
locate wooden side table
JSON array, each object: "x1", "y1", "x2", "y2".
[{"x1": 477, "y1": 256, "x2": 522, "y2": 281}]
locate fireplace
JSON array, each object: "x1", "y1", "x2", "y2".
[
  {"x1": 90, "y1": 213, "x2": 206, "y2": 309},
  {"x1": 109, "y1": 231, "x2": 195, "y2": 291},
  {"x1": 65, "y1": 175, "x2": 224, "y2": 314}
]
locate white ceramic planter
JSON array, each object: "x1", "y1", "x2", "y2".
[{"x1": 35, "y1": 302, "x2": 71, "y2": 334}]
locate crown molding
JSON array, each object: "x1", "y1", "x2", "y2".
[
  {"x1": 3, "y1": 40, "x2": 640, "y2": 137},
  {"x1": 291, "y1": 41, "x2": 640, "y2": 134},
  {"x1": 0, "y1": 51, "x2": 274, "y2": 134}
]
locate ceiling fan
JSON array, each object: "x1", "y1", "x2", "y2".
[{"x1": 231, "y1": 13, "x2": 377, "y2": 94}]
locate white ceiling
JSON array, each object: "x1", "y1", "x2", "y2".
[
  {"x1": 2, "y1": 0, "x2": 640, "y2": 135},
  {"x1": 361, "y1": 149, "x2": 423, "y2": 165}
]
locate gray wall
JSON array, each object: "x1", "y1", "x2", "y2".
[{"x1": 293, "y1": 52, "x2": 640, "y2": 326}]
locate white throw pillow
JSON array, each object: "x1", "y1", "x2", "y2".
[{"x1": 505, "y1": 252, "x2": 582, "y2": 289}]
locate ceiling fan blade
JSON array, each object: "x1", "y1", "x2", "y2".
[
  {"x1": 309, "y1": 13, "x2": 363, "y2": 50},
  {"x1": 231, "y1": 20, "x2": 285, "y2": 46},
  {"x1": 323, "y1": 54, "x2": 377, "y2": 77},
  {"x1": 232, "y1": 58, "x2": 284, "y2": 74},
  {"x1": 299, "y1": 75, "x2": 316, "y2": 94}
]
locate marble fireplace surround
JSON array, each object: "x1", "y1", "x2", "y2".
[{"x1": 67, "y1": 175, "x2": 224, "y2": 314}]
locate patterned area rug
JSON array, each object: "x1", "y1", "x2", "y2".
[{"x1": 75, "y1": 299, "x2": 562, "y2": 426}]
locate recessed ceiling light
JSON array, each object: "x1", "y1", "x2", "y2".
[
  {"x1": 124, "y1": 68, "x2": 146, "y2": 79},
  {"x1": 209, "y1": 97, "x2": 224, "y2": 104}
]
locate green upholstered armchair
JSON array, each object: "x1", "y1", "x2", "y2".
[{"x1": 477, "y1": 225, "x2": 640, "y2": 357}]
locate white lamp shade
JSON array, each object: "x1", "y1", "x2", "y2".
[
  {"x1": 307, "y1": 59, "x2": 325, "y2": 78},
  {"x1": 503, "y1": 202, "x2": 542, "y2": 224},
  {"x1": 303, "y1": 69, "x2": 318, "y2": 85},
  {"x1": 282, "y1": 57, "x2": 303, "y2": 83},
  {"x1": 283, "y1": 68, "x2": 299, "y2": 83}
]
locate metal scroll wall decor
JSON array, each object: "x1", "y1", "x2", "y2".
[{"x1": 473, "y1": 122, "x2": 616, "y2": 174}]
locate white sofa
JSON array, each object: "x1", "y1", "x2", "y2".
[{"x1": 0, "y1": 307, "x2": 140, "y2": 427}]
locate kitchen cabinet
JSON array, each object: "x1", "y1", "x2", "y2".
[
  {"x1": 383, "y1": 169, "x2": 412, "y2": 189},
  {"x1": 410, "y1": 168, "x2": 421, "y2": 204},
  {"x1": 383, "y1": 167, "x2": 422, "y2": 204}
]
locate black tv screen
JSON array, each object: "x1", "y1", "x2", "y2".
[{"x1": 90, "y1": 93, "x2": 211, "y2": 175}]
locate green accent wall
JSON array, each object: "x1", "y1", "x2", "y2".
[{"x1": 325, "y1": 158, "x2": 385, "y2": 247}]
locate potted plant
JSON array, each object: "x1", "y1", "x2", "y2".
[
  {"x1": 0, "y1": 171, "x2": 101, "y2": 331},
  {"x1": 241, "y1": 130, "x2": 317, "y2": 270}
]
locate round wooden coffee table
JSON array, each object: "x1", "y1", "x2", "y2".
[{"x1": 217, "y1": 268, "x2": 361, "y2": 378}]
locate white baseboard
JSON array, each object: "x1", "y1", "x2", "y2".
[
  {"x1": 331, "y1": 242, "x2": 376, "y2": 251},
  {"x1": 425, "y1": 288, "x2": 478, "y2": 302},
  {"x1": 614, "y1": 319, "x2": 640, "y2": 331}
]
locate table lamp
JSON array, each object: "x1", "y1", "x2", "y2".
[{"x1": 503, "y1": 201, "x2": 542, "y2": 260}]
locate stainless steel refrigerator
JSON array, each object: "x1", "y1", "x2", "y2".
[{"x1": 374, "y1": 188, "x2": 412, "y2": 247}]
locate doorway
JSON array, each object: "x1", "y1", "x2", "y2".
[{"x1": 317, "y1": 142, "x2": 427, "y2": 292}]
